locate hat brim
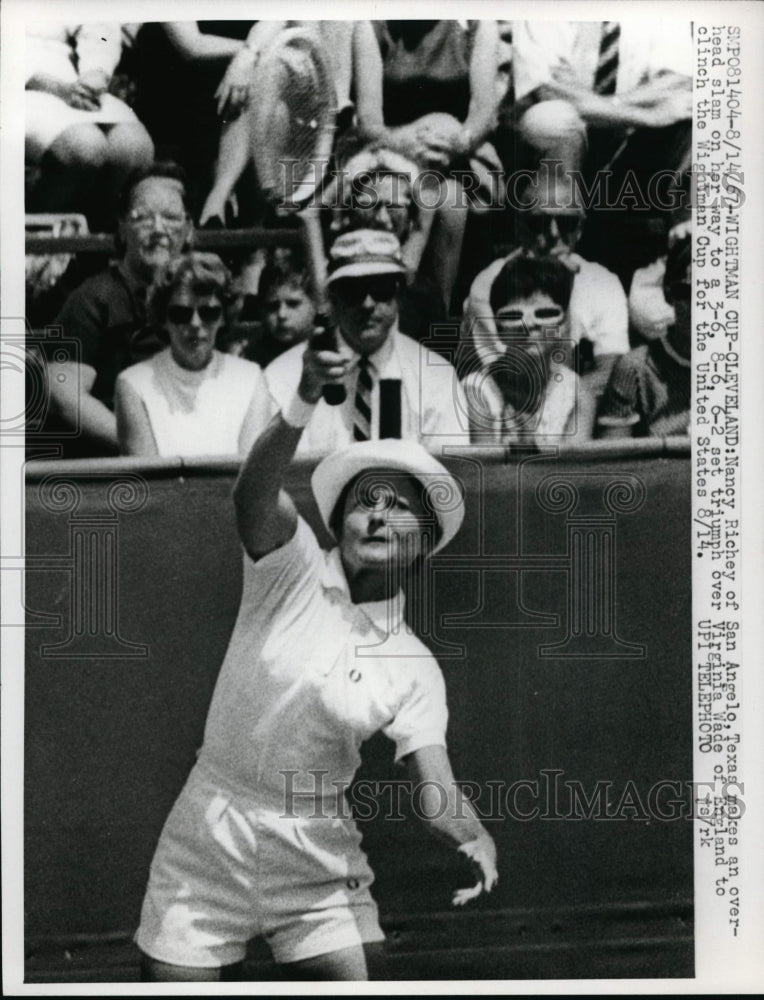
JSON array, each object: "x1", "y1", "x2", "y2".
[
  {"x1": 311, "y1": 440, "x2": 464, "y2": 554},
  {"x1": 327, "y1": 261, "x2": 406, "y2": 284}
]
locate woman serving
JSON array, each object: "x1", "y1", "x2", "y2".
[{"x1": 136, "y1": 339, "x2": 497, "y2": 981}]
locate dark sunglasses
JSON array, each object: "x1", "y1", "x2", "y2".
[
  {"x1": 332, "y1": 275, "x2": 400, "y2": 305},
  {"x1": 167, "y1": 303, "x2": 223, "y2": 325},
  {"x1": 524, "y1": 214, "x2": 581, "y2": 236}
]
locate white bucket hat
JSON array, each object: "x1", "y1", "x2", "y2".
[
  {"x1": 326, "y1": 229, "x2": 406, "y2": 284},
  {"x1": 311, "y1": 440, "x2": 465, "y2": 554}
]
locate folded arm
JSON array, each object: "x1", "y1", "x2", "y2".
[{"x1": 48, "y1": 360, "x2": 118, "y2": 451}]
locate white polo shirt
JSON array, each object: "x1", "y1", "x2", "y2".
[
  {"x1": 198, "y1": 517, "x2": 448, "y2": 813},
  {"x1": 265, "y1": 324, "x2": 468, "y2": 456}
]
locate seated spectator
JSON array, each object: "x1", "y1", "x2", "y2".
[
  {"x1": 25, "y1": 23, "x2": 154, "y2": 227},
  {"x1": 266, "y1": 229, "x2": 466, "y2": 456},
  {"x1": 353, "y1": 20, "x2": 503, "y2": 311},
  {"x1": 133, "y1": 21, "x2": 283, "y2": 219},
  {"x1": 328, "y1": 148, "x2": 445, "y2": 343},
  {"x1": 628, "y1": 218, "x2": 691, "y2": 341},
  {"x1": 511, "y1": 20, "x2": 692, "y2": 184},
  {"x1": 463, "y1": 171, "x2": 629, "y2": 397},
  {"x1": 197, "y1": 21, "x2": 356, "y2": 227},
  {"x1": 45, "y1": 162, "x2": 192, "y2": 457},
  {"x1": 597, "y1": 233, "x2": 690, "y2": 438},
  {"x1": 462, "y1": 254, "x2": 596, "y2": 448},
  {"x1": 115, "y1": 253, "x2": 273, "y2": 457}
]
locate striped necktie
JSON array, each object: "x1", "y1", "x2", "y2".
[
  {"x1": 593, "y1": 21, "x2": 620, "y2": 95},
  {"x1": 353, "y1": 357, "x2": 373, "y2": 441}
]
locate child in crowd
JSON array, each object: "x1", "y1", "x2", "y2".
[
  {"x1": 251, "y1": 256, "x2": 317, "y2": 368},
  {"x1": 461, "y1": 253, "x2": 596, "y2": 448}
]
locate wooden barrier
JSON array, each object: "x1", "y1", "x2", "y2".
[{"x1": 23, "y1": 444, "x2": 693, "y2": 980}]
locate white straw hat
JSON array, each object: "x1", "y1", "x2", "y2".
[{"x1": 311, "y1": 440, "x2": 465, "y2": 554}]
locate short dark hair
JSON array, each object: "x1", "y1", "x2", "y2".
[
  {"x1": 258, "y1": 253, "x2": 311, "y2": 302},
  {"x1": 117, "y1": 160, "x2": 190, "y2": 219},
  {"x1": 149, "y1": 252, "x2": 231, "y2": 326},
  {"x1": 489, "y1": 254, "x2": 574, "y2": 314}
]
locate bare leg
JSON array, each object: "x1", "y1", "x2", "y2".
[
  {"x1": 200, "y1": 115, "x2": 253, "y2": 226},
  {"x1": 104, "y1": 122, "x2": 154, "y2": 198},
  {"x1": 139, "y1": 952, "x2": 244, "y2": 982},
  {"x1": 424, "y1": 177, "x2": 469, "y2": 313},
  {"x1": 517, "y1": 99, "x2": 588, "y2": 175},
  {"x1": 279, "y1": 941, "x2": 388, "y2": 981},
  {"x1": 34, "y1": 124, "x2": 107, "y2": 215}
]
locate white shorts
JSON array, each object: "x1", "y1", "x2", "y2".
[{"x1": 135, "y1": 764, "x2": 384, "y2": 967}]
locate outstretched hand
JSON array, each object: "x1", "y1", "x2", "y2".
[
  {"x1": 451, "y1": 835, "x2": 498, "y2": 907},
  {"x1": 215, "y1": 47, "x2": 257, "y2": 117}
]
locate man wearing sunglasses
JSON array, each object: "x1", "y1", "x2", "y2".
[
  {"x1": 597, "y1": 233, "x2": 691, "y2": 438},
  {"x1": 462, "y1": 171, "x2": 629, "y2": 399},
  {"x1": 266, "y1": 229, "x2": 466, "y2": 456}
]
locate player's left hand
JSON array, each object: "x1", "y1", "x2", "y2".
[{"x1": 451, "y1": 834, "x2": 498, "y2": 907}]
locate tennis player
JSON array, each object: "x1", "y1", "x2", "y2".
[{"x1": 135, "y1": 345, "x2": 498, "y2": 982}]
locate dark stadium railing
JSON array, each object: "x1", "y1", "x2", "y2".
[
  {"x1": 23, "y1": 440, "x2": 693, "y2": 982},
  {"x1": 25, "y1": 227, "x2": 303, "y2": 256}
]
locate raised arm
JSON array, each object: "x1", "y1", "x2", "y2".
[
  {"x1": 406, "y1": 744, "x2": 498, "y2": 905},
  {"x1": 233, "y1": 339, "x2": 349, "y2": 560}
]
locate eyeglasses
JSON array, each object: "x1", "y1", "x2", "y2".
[
  {"x1": 523, "y1": 214, "x2": 581, "y2": 237},
  {"x1": 127, "y1": 209, "x2": 188, "y2": 230},
  {"x1": 332, "y1": 275, "x2": 400, "y2": 305},
  {"x1": 496, "y1": 305, "x2": 565, "y2": 332},
  {"x1": 167, "y1": 303, "x2": 223, "y2": 325}
]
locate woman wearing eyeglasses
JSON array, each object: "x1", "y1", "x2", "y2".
[
  {"x1": 461, "y1": 253, "x2": 597, "y2": 448},
  {"x1": 114, "y1": 253, "x2": 273, "y2": 457}
]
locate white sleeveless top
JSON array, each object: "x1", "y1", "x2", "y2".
[{"x1": 117, "y1": 348, "x2": 272, "y2": 456}]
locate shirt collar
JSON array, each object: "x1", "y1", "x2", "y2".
[
  {"x1": 324, "y1": 546, "x2": 407, "y2": 635},
  {"x1": 338, "y1": 322, "x2": 399, "y2": 374}
]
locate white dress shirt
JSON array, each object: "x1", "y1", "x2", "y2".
[
  {"x1": 512, "y1": 20, "x2": 694, "y2": 101},
  {"x1": 266, "y1": 323, "x2": 469, "y2": 456}
]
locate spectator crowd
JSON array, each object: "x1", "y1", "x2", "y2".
[{"x1": 26, "y1": 18, "x2": 695, "y2": 460}]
